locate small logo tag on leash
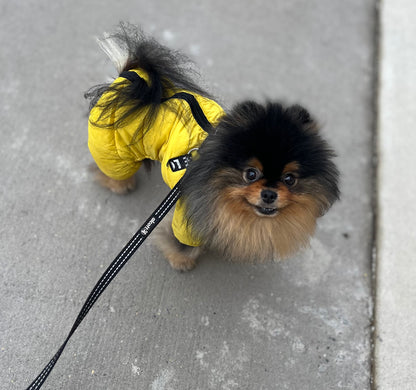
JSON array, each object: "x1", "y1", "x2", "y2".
[
  {"x1": 167, "y1": 155, "x2": 191, "y2": 172},
  {"x1": 167, "y1": 148, "x2": 199, "y2": 172},
  {"x1": 140, "y1": 217, "x2": 156, "y2": 236}
]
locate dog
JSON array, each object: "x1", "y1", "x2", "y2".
[{"x1": 85, "y1": 23, "x2": 340, "y2": 271}]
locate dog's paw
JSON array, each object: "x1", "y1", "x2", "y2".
[
  {"x1": 107, "y1": 176, "x2": 136, "y2": 195},
  {"x1": 153, "y1": 214, "x2": 202, "y2": 271},
  {"x1": 167, "y1": 255, "x2": 197, "y2": 272},
  {"x1": 89, "y1": 164, "x2": 136, "y2": 194}
]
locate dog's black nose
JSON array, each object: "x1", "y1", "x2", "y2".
[{"x1": 261, "y1": 189, "x2": 277, "y2": 204}]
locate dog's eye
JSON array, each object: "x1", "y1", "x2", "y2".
[
  {"x1": 244, "y1": 168, "x2": 261, "y2": 183},
  {"x1": 283, "y1": 173, "x2": 297, "y2": 187}
]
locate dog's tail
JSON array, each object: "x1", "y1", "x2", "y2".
[
  {"x1": 96, "y1": 32, "x2": 129, "y2": 75},
  {"x1": 85, "y1": 22, "x2": 209, "y2": 137}
]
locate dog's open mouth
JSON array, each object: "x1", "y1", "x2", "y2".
[{"x1": 254, "y1": 206, "x2": 278, "y2": 216}]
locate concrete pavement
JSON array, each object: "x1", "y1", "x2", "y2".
[
  {"x1": 1, "y1": 0, "x2": 405, "y2": 389},
  {"x1": 374, "y1": 1, "x2": 416, "y2": 388}
]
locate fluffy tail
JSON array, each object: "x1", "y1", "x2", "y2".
[
  {"x1": 96, "y1": 32, "x2": 129, "y2": 74},
  {"x1": 85, "y1": 22, "x2": 209, "y2": 134}
]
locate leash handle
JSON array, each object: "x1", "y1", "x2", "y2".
[{"x1": 26, "y1": 182, "x2": 182, "y2": 390}]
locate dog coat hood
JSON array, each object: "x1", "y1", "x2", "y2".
[{"x1": 88, "y1": 69, "x2": 225, "y2": 246}]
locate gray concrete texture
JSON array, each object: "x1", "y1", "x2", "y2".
[
  {"x1": 1, "y1": 1, "x2": 376, "y2": 389},
  {"x1": 375, "y1": 1, "x2": 416, "y2": 389}
]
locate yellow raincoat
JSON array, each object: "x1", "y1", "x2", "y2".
[{"x1": 88, "y1": 69, "x2": 224, "y2": 246}]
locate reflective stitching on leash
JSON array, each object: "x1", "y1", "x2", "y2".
[
  {"x1": 27, "y1": 78, "x2": 212, "y2": 389},
  {"x1": 26, "y1": 183, "x2": 182, "y2": 390}
]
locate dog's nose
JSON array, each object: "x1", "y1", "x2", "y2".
[{"x1": 261, "y1": 189, "x2": 277, "y2": 204}]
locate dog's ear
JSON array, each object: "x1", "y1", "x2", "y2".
[
  {"x1": 228, "y1": 101, "x2": 266, "y2": 125},
  {"x1": 286, "y1": 104, "x2": 318, "y2": 132},
  {"x1": 286, "y1": 104, "x2": 313, "y2": 124}
]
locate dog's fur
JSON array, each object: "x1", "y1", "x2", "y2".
[{"x1": 86, "y1": 23, "x2": 340, "y2": 271}]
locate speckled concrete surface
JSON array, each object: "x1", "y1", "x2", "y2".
[
  {"x1": 375, "y1": 1, "x2": 416, "y2": 388},
  {"x1": 0, "y1": 1, "x2": 376, "y2": 389}
]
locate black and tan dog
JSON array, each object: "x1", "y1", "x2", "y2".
[{"x1": 86, "y1": 23, "x2": 340, "y2": 271}]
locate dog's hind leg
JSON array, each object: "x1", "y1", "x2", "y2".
[{"x1": 89, "y1": 164, "x2": 137, "y2": 195}]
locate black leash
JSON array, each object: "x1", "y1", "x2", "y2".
[
  {"x1": 27, "y1": 70, "x2": 214, "y2": 389},
  {"x1": 26, "y1": 181, "x2": 182, "y2": 390}
]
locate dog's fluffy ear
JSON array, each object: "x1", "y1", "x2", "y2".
[
  {"x1": 286, "y1": 104, "x2": 312, "y2": 123},
  {"x1": 286, "y1": 104, "x2": 319, "y2": 132},
  {"x1": 226, "y1": 101, "x2": 266, "y2": 125}
]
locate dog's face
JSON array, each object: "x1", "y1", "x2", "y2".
[
  {"x1": 223, "y1": 158, "x2": 305, "y2": 218},
  {"x1": 205, "y1": 102, "x2": 339, "y2": 216},
  {"x1": 182, "y1": 101, "x2": 340, "y2": 260}
]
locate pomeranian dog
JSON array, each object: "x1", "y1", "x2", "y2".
[{"x1": 85, "y1": 23, "x2": 340, "y2": 271}]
